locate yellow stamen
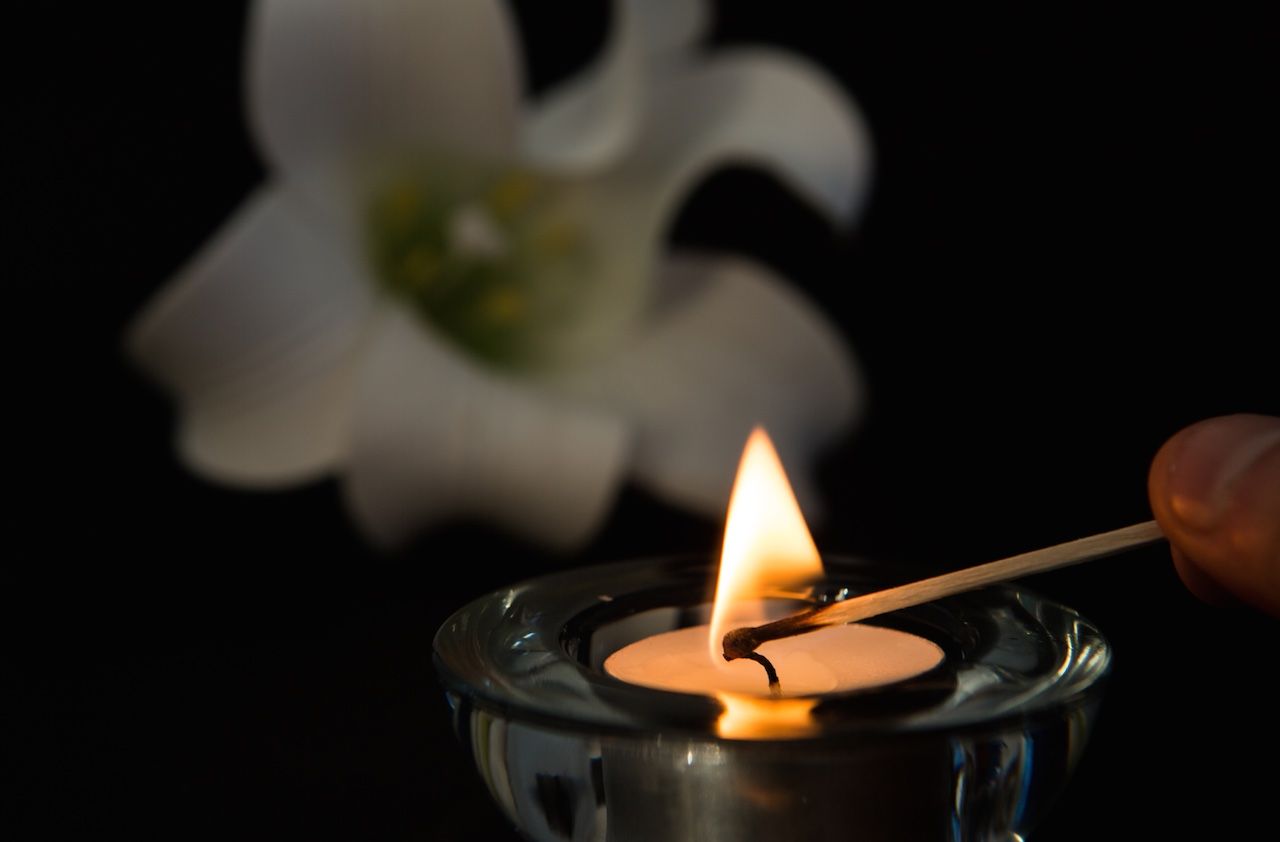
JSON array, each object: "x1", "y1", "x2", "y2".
[
  {"x1": 480, "y1": 288, "x2": 524, "y2": 323},
  {"x1": 486, "y1": 172, "x2": 539, "y2": 220}
]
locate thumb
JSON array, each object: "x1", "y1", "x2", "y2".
[{"x1": 1148, "y1": 414, "x2": 1280, "y2": 615}]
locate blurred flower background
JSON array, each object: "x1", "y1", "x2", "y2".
[
  {"x1": 10, "y1": 2, "x2": 1278, "y2": 840},
  {"x1": 127, "y1": 0, "x2": 869, "y2": 550}
]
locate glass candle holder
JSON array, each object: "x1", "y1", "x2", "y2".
[{"x1": 434, "y1": 556, "x2": 1109, "y2": 842}]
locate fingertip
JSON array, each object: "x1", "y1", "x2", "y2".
[
  {"x1": 1150, "y1": 414, "x2": 1280, "y2": 530},
  {"x1": 1149, "y1": 414, "x2": 1280, "y2": 616},
  {"x1": 1169, "y1": 544, "x2": 1234, "y2": 607}
]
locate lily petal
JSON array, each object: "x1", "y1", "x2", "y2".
[
  {"x1": 345, "y1": 309, "x2": 631, "y2": 549},
  {"x1": 536, "y1": 48, "x2": 870, "y2": 358},
  {"x1": 522, "y1": 0, "x2": 709, "y2": 172},
  {"x1": 127, "y1": 188, "x2": 375, "y2": 486},
  {"x1": 614, "y1": 48, "x2": 873, "y2": 230},
  {"x1": 631, "y1": 0, "x2": 709, "y2": 56},
  {"x1": 547, "y1": 252, "x2": 861, "y2": 520},
  {"x1": 248, "y1": 0, "x2": 523, "y2": 203}
]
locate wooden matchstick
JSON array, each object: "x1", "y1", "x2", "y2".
[{"x1": 723, "y1": 520, "x2": 1165, "y2": 662}]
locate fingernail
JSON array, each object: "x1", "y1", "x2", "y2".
[{"x1": 1167, "y1": 415, "x2": 1280, "y2": 531}]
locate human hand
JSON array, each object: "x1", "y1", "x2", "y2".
[{"x1": 1148, "y1": 414, "x2": 1280, "y2": 616}]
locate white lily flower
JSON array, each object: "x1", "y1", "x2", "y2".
[{"x1": 127, "y1": 0, "x2": 872, "y2": 550}]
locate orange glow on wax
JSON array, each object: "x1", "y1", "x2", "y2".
[
  {"x1": 708, "y1": 427, "x2": 824, "y2": 663},
  {"x1": 715, "y1": 693, "x2": 819, "y2": 739}
]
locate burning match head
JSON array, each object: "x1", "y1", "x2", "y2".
[{"x1": 722, "y1": 627, "x2": 761, "y2": 661}]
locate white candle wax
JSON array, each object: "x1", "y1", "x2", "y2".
[{"x1": 604, "y1": 623, "x2": 944, "y2": 698}]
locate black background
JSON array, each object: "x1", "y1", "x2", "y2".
[{"x1": 11, "y1": 2, "x2": 1278, "y2": 839}]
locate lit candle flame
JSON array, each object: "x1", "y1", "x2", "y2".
[
  {"x1": 708, "y1": 428, "x2": 824, "y2": 664},
  {"x1": 708, "y1": 429, "x2": 826, "y2": 737},
  {"x1": 602, "y1": 427, "x2": 943, "y2": 737}
]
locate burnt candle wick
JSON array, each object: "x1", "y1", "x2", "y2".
[
  {"x1": 721, "y1": 609, "x2": 843, "y2": 695},
  {"x1": 721, "y1": 613, "x2": 834, "y2": 697},
  {"x1": 739, "y1": 651, "x2": 781, "y2": 697}
]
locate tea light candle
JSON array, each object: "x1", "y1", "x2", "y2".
[{"x1": 605, "y1": 621, "x2": 944, "y2": 697}]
